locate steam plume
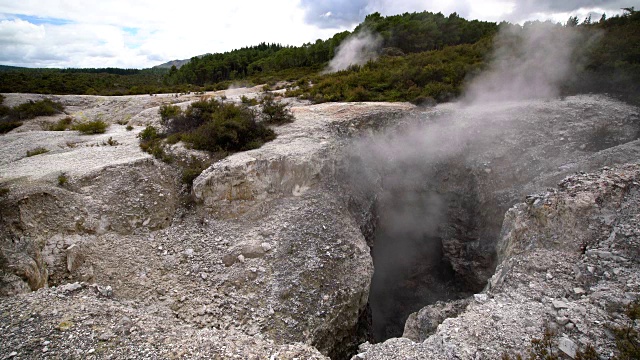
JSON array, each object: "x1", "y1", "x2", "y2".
[
  {"x1": 463, "y1": 22, "x2": 600, "y2": 103},
  {"x1": 324, "y1": 30, "x2": 382, "y2": 73},
  {"x1": 349, "y1": 22, "x2": 601, "y2": 340}
]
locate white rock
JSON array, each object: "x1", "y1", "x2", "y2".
[
  {"x1": 474, "y1": 294, "x2": 488, "y2": 303},
  {"x1": 558, "y1": 336, "x2": 577, "y2": 358}
]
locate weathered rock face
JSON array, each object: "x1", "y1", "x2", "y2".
[
  {"x1": 355, "y1": 164, "x2": 640, "y2": 359},
  {"x1": 189, "y1": 102, "x2": 411, "y2": 358},
  {"x1": 0, "y1": 93, "x2": 412, "y2": 358}
]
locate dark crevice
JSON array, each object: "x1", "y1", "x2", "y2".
[{"x1": 366, "y1": 160, "x2": 490, "y2": 343}]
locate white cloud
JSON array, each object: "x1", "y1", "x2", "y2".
[
  {"x1": 0, "y1": 0, "x2": 636, "y2": 68},
  {"x1": 0, "y1": 0, "x2": 338, "y2": 68}
]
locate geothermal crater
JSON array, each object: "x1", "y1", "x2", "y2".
[{"x1": 1, "y1": 91, "x2": 640, "y2": 359}]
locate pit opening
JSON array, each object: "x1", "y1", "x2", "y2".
[{"x1": 366, "y1": 161, "x2": 491, "y2": 342}]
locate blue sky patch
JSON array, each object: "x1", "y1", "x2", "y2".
[
  {"x1": 15, "y1": 14, "x2": 73, "y2": 26},
  {"x1": 123, "y1": 27, "x2": 139, "y2": 35}
]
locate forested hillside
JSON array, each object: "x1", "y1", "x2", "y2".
[{"x1": 0, "y1": 9, "x2": 638, "y2": 103}]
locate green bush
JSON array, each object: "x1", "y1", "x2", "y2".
[
  {"x1": 611, "y1": 300, "x2": 640, "y2": 359},
  {"x1": 48, "y1": 116, "x2": 73, "y2": 131},
  {"x1": 158, "y1": 98, "x2": 276, "y2": 153},
  {"x1": 240, "y1": 95, "x2": 259, "y2": 106},
  {"x1": 159, "y1": 104, "x2": 181, "y2": 120},
  {"x1": 10, "y1": 99, "x2": 65, "y2": 120},
  {"x1": 58, "y1": 173, "x2": 68, "y2": 186},
  {"x1": 0, "y1": 94, "x2": 9, "y2": 118},
  {"x1": 138, "y1": 125, "x2": 172, "y2": 162},
  {"x1": 138, "y1": 125, "x2": 160, "y2": 142},
  {"x1": 181, "y1": 158, "x2": 211, "y2": 188},
  {"x1": 73, "y1": 120, "x2": 108, "y2": 134},
  {"x1": 0, "y1": 121, "x2": 22, "y2": 134},
  {"x1": 26, "y1": 147, "x2": 49, "y2": 157},
  {"x1": 261, "y1": 93, "x2": 294, "y2": 125}
]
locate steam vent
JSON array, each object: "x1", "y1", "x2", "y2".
[{"x1": 2, "y1": 9, "x2": 640, "y2": 360}]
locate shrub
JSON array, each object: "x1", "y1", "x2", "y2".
[
  {"x1": 58, "y1": 173, "x2": 68, "y2": 186},
  {"x1": 138, "y1": 125, "x2": 172, "y2": 162},
  {"x1": 240, "y1": 95, "x2": 259, "y2": 106},
  {"x1": 181, "y1": 158, "x2": 211, "y2": 188},
  {"x1": 126, "y1": 125, "x2": 133, "y2": 131},
  {"x1": 159, "y1": 104, "x2": 181, "y2": 120},
  {"x1": 105, "y1": 137, "x2": 119, "y2": 146},
  {"x1": 26, "y1": 147, "x2": 49, "y2": 157},
  {"x1": 182, "y1": 116, "x2": 275, "y2": 152},
  {"x1": 158, "y1": 98, "x2": 276, "y2": 153},
  {"x1": 0, "y1": 95, "x2": 9, "y2": 118},
  {"x1": 10, "y1": 99, "x2": 65, "y2": 120},
  {"x1": 611, "y1": 300, "x2": 640, "y2": 359},
  {"x1": 0, "y1": 121, "x2": 22, "y2": 134},
  {"x1": 261, "y1": 93, "x2": 294, "y2": 125},
  {"x1": 138, "y1": 125, "x2": 160, "y2": 142},
  {"x1": 166, "y1": 133, "x2": 182, "y2": 144},
  {"x1": 48, "y1": 117, "x2": 73, "y2": 131},
  {"x1": 73, "y1": 120, "x2": 108, "y2": 134}
]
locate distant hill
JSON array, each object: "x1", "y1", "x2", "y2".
[{"x1": 153, "y1": 59, "x2": 190, "y2": 69}]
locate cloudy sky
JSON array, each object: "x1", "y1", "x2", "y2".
[{"x1": 0, "y1": 0, "x2": 634, "y2": 69}]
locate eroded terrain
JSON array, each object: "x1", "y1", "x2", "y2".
[{"x1": 1, "y1": 90, "x2": 639, "y2": 359}]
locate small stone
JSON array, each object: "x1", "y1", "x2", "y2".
[
  {"x1": 546, "y1": 273, "x2": 553, "y2": 280},
  {"x1": 573, "y1": 287, "x2": 585, "y2": 295},
  {"x1": 556, "y1": 316, "x2": 570, "y2": 325},
  {"x1": 59, "y1": 282, "x2": 82, "y2": 293},
  {"x1": 184, "y1": 248, "x2": 194, "y2": 257},
  {"x1": 43, "y1": 341, "x2": 50, "y2": 346},
  {"x1": 87, "y1": 348, "x2": 95, "y2": 354},
  {"x1": 565, "y1": 323, "x2": 575, "y2": 331},
  {"x1": 552, "y1": 300, "x2": 569, "y2": 309},
  {"x1": 200, "y1": 272, "x2": 208, "y2": 280},
  {"x1": 97, "y1": 285, "x2": 113, "y2": 297},
  {"x1": 587, "y1": 266, "x2": 595, "y2": 273},
  {"x1": 261, "y1": 242, "x2": 272, "y2": 252},
  {"x1": 558, "y1": 337, "x2": 578, "y2": 358},
  {"x1": 474, "y1": 294, "x2": 488, "y2": 303},
  {"x1": 237, "y1": 254, "x2": 245, "y2": 263},
  {"x1": 42, "y1": 347, "x2": 48, "y2": 353},
  {"x1": 99, "y1": 332, "x2": 113, "y2": 341},
  {"x1": 8, "y1": 352, "x2": 17, "y2": 358}
]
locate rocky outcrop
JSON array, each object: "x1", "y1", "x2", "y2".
[
  {"x1": 402, "y1": 299, "x2": 470, "y2": 343},
  {"x1": 0, "y1": 94, "x2": 411, "y2": 358}
]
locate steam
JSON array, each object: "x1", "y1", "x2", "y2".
[
  {"x1": 463, "y1": 21, "x2": 600, "y2": 103},
  {"x1": 349, "y1": 22, "x2": 602, "y2": 340},
  {"x1": 324, "y1": 30, "x2": 382, "y2": 73}
]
